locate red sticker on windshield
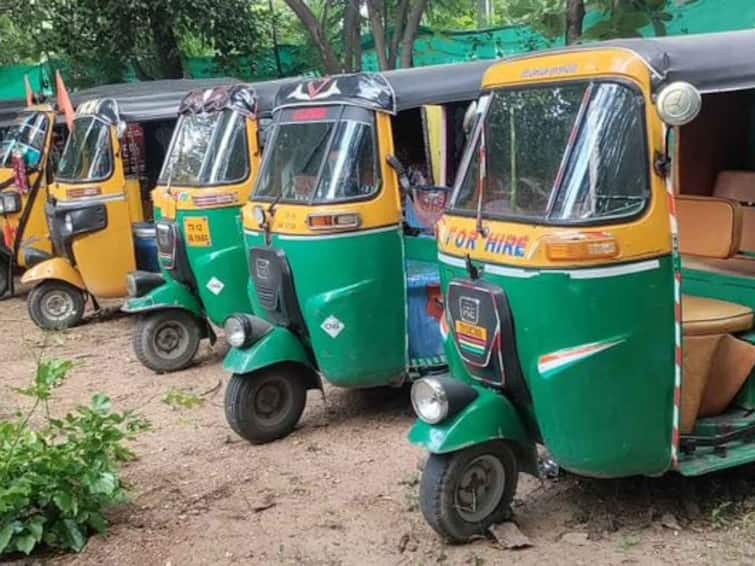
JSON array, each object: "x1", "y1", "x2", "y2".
[{"x1": 292, "y1": 107, "x2": 328, "y2": 121}]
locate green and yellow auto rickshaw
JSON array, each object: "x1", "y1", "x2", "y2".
[
  {"x1": 123, "y1": 79, "x2": 294, "y2": 373},
  {"x1": 0, "y1": 99, "x2": 67, "y2": 298},
  {"x1": 220, "y1": 61, "x2": 494, "y2": 444},
  {"x1": 407, "y1": 30, "x2": 755, "y2": 542},
  {"x1": 21, "y1": 79, "x2": 231, "y2": 329}
]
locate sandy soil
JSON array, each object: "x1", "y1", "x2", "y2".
[{"x1": 1, "y1": 292, "x2": 754, "y2": 566}]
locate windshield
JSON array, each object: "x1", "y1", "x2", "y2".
[
  {"x1": 452, "y1": 81, "x2": 649, "y2": 224},
  {"x1": 254, "y1": 105, "x2": 379, "y2": 203},
  {"x1": 159, "y1": 109, "x2": 249, "y2": 187},
  {"x1": 57, "y1": 117, "x2": 113, "y2": 182},
  {"x1": 0, "y1": 112, "x2": 48, "y2": 169}
]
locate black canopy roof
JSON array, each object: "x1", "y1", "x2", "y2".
[
  {"x1": 71, "y1": 78, "x2": 240, "y2": 122},
  {"x1": 502, "y1": 29, "x2": 755, "y2": 95},
  {"x1": 275, "y1": 59, "x2": 494, "y2": 114},
  {"x1": 0, "y1": 99, "x2": 28, "y2": 128}
]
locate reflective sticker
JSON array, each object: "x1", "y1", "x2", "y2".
[
  {"x1": 206, "y1": 277, "x2": 224, "y2": 296},
  {"x1": 321, "y1": 315, "x2": 345, "y2": 338}
]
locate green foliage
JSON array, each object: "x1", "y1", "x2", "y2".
[
  {"x1": 162, "y1": 387, "x2": 205, "y2": 411},
  {"x1": 0, "y1": 358, "x2": 148, "y2": 556}
]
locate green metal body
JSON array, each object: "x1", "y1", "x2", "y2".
[
  {"x1": 408, "y1": 382, "x2": 533, "y2": 453},
  {"x1": 223, "y1": 325, "x2": 313, "y2": 374},
  {"x1": 123, "y1": 276, "x2": 203, "y2": 317},
  {"x1": 411, "y1": 254, "x2": 678, "y2": 478},
  {"x1": 124, "y1": 205, "x2": 253, "y2": 325},
  {"x1": 235, "y1": 227, "x2": 411, "y2": 388}
]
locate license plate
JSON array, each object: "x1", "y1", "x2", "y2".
[
  {"x1": 184, "y1": 216, "x2": 212, "y2": 247},
  {"x1": 455, "y1": 320, "x2": 487, "y2": 341}
]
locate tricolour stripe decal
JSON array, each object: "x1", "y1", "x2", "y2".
[
  {"x1": 276, "y1": 225, "x2": 399, "y2": 241},
  {"x1": 538, "y1": 339, "x2": 625, "y2": 375}
]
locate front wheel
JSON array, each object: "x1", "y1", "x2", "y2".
[
  {"x1": 133, "y1": 309, "x2": 203, "y2": 373},
  {"x1": 27, "y1": 280, "x2": 86, "y2": 330},
  {"x1": 225, "y1": 367, "x2": 307, "y2": 444},
  {"x1": 419, "y1": 441, "x2": 519, "y2": 543}
]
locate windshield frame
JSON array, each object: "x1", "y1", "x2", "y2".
[
  {"x1": 0, "y1": 111, "x2": 50, "y2": 170},
  {"x1": 448, "y1": 78, "x2": 652, "y2": 228},
  {"x1": 55, "y1": 115, "x2": 115, "y2": 184},
  {"x1": 158, "y1": 109, "x2": 252, "y2": 189},
  {"x1": 252, "y1": 104, "x2": 383, "y2": 206}
]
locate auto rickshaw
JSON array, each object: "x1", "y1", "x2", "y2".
[
  {"x1": 0, "y1": 99, "x2": 67, "y2": 298},
  {"x1": 123, "y1": 79, "x2": 294, "y2": 373},
  {"x1": 21, "y1": 79, "x2": 232, "y2": 329},
  {"x1": 220, "y1": 61, "x2": 494, "y2": 444},
  {"x1": 407, "y1": 30, "x2": 755, "y2": 542}
]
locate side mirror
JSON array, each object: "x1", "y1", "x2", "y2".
[
  {"x1": 463, "y1": 101, "x2": 478, "y2": 134},
  {"x1": 656, "y1": 81, "x2": 701, "y2": 127},
  {"x1": 386, "y1": 154, "x2": 410, "y2": 190},
  {"x1": 116, "y1": 120, "x2": 128, "y2": 138}
]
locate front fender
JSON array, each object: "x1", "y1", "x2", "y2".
[
  {"x1": 122, "y1": 278, "x2": 203, "y2": 317},
  {"x1": 20, "y1": 257, "x2": 85, "y2": 290},
  {"x1": 224, "y1": 326, "x2": 314, "y2": 376},
  {"x1": 409, "y1": 384, "x2": 536, "y2": 457}
]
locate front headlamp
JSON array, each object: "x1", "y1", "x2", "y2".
[
  {"x1": 224, "y1": 314, "x2": 253, "y2": 348},
  {"x1": 64, "y1": 213, "x2": 74, "y2": 234},
  {"x1": 0, "y1": 192, "x2": 22, "y2": 214},
  {"x1": 411, "y1": 378, "x2": 449, "y2": 424},
  {"x1": 411, "y1": 376, "x2": 479, "y2": 425}
]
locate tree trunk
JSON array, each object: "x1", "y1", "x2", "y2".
[
  {"x1": 284, "y1": 0, "x2": 342, "y2": 74},
  {"x1": 343, "y1": 0, "x2": 363, "y2": 72},
  {"x1": 150, "y1": 5, "x2": 183, "y2": 78},
  {"x1": 269, "y1": 0, "x2": 284, "y2": 77},
  {"x1": 399, "y1": 0, "x2": 428, "y2": 69},
  {"x1": 565, "y1": 0, "x2": 585, "y2": 45},
  {"x1": 366, "y1": 1, "x2": 390, "y2": 70},
  {"x1": 388, "y1": 0, "x2": 409, "y2": 69}
]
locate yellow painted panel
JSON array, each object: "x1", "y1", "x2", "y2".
[{"x1": 243, "y1": 112, "x2": 402, "y2": 235}]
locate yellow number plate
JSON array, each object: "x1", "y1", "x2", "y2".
[
  {"x1": 455, "y1": 320, "x2": 487, "y2": 341},
  {"x1": 184, "y1": 216, "x2": 212, "y2": 247}
]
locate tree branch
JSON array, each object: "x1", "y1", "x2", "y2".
[
  {"x1": 284, "y1": 0, "x2": 342, "y2": 74},
  {"x1": 366, "y1": 0, "x2": 390, "y2": 70}
]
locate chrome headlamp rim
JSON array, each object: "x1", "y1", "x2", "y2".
[
  {"x1": 411, "y1": 377, "x2": 449, "y2": 425},
  {"x1": 224, "y1": 314, "x2": 252, "y2": 349}
]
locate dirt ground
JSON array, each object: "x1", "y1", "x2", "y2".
[{"x1": 1, "y1": 291, "x2": 754, "y2": 566}]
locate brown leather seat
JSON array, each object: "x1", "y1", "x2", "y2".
[
  {"x1": 682, "y1": 294, "x2": 754, "y2": 336},
  {"x1": 713, "y1": 171, "x2": 755, "y2": 253},
  {"x1": 683, "y1": 255, "x2": 755, "y2": 278}
]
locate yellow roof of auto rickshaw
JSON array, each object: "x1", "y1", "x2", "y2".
[{"x1": 483, "y1": 29, "x2": 755, "y2": 95}]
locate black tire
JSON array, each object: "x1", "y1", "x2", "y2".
[
  {"x1": 0, "y1": 254, "x2": 10, "y2": 299},
  {"x1": 225, "y1": 367, "x2": 307, "y2": 444},
  {"x1": 27, "y1": 280, "x2": 86, "y2": 330},
  {"x1": 133, "y1": 309, "x2": 203, "y2": 373},
  {"x1": 419, "y1": 441, "x2": 519, "y2": 543}
]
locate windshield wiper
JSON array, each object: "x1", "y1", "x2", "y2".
[{"x1": 474, "y1": 126, "x2": 488, "y2": 238}]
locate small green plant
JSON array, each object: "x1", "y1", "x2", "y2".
[
  {"x1": 0, "y1": 357, "x2": 148, "y2": 556},
  {"x1": 162, "y1": 387, "x2": 205, "y2": 411}
]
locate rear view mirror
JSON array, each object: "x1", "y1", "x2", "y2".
[
  {"x1": 386, "y1": 154, "x2": 410, "y2": 190},
  {"x1": 463, "y1": 101, "x2": 477, "y2": 134},
  {"x1": 656, "y1": 81, "x2": 702, "y2": 126}
]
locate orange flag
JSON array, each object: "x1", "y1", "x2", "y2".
[
  {"x1": 55, "y1": 70, "x2": 75, "y2": 130},
  {"x1": 24, "y1": 75, "x2": 34, "y2": 107}
]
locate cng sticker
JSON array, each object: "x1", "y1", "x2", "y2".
[
  {"x1": 206, "y1": 277, "x2": 224, "y2": 296},
  {"x1": 184, "y1": 216, "x2": 211, "y2": 247},
  {"x1": 321, "y1": 315, "x2": 345, "y2": 338}
]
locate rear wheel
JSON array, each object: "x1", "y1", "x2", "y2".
[
  {"x1": 27, "y1": 280, "x2": 86, "y2": 330},
  {"x1": 225, "y1": 367, "x2": 307, "y2": 444},
  {"x1": 133, "y1": 309, "x2": 203, "y2": 373},
  {"x1": 419, "y1": 441, "x2": 519, "y2": 543}
]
